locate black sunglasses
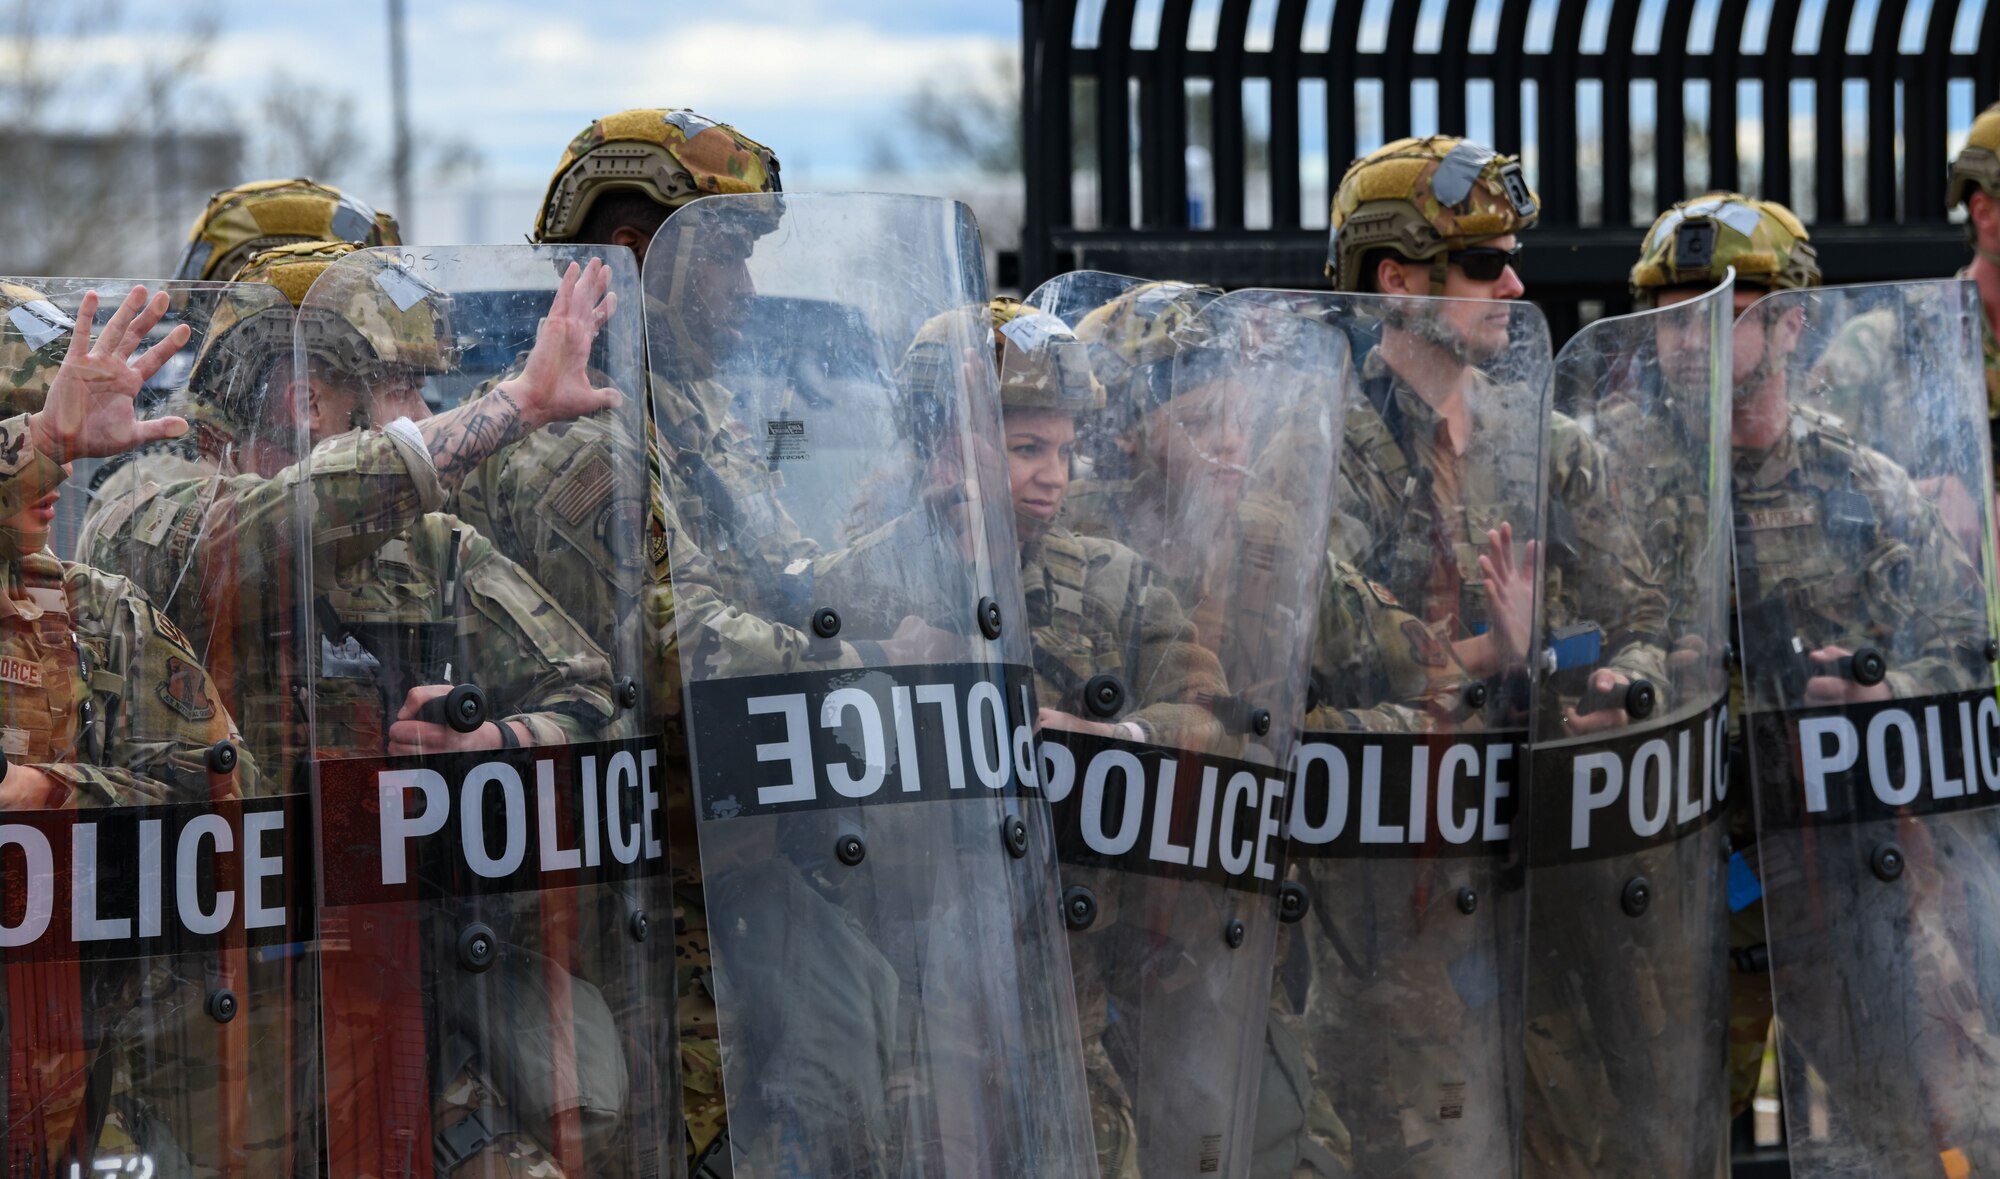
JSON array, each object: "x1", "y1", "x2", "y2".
[{"x1": 1448, "y1": 245, "x2": 1523, "y2": 282}]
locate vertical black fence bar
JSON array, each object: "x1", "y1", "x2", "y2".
[
  {"x1": 1270, "y1": 0, "x2": 1309, "y2": 228},
  {"x1": 1817, "y1": 0, "x2": 1859, "y2": 223},
  {"x1": 1493, "y1": 0, "x2": 1535, "y2": 155},
  {"x1": 1980, "y1": 0, "x2": 2000, "y2": 107},
  {"x1": 1868, "y1": 0, "x2": 1911, "y2": 220},
  {"x1": 1762, "y1": 1, "x2": 1800, "y2": 210},
  {"x1": 1020, "y1": 0, "x2": 1075, "y2": 285},
  {"x1": 1212, "y1": 0, "x2": 1254, "y2": 229},
  {"x1": 1382, "y1": 0, "x2": 1424, "y2": 137},
  {"x1": 1709, "y1": 0, "x2": 1752, "y2": 194},
  {"x1": 1438, "y1": 0, "x2": 1480, "y2": 137},
  {"x1": 1148, "y1": 0, "x2": 1199, "y2": 228},
  {"x1": 1907, "y1": 1, "x2": 1955, "y2": 218},
  {"x1": 1326, "y1": 0, "x2": 1365, "y2": 174},
  {"x1": 1657, "y1": 0, "x2": 1699, "y2": 206},
  {"x1": 1096, "y1": 0, "x2": 1137, "y2": 229},
  {"x1": 1604, "y1": 0, "x2": 1644, "y2": 226},
  {"x1": 1542, "y1": 0, "x2": 1591, "y2": 224}
]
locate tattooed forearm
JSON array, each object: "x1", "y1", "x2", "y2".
[{"x1": 422, "y1": 388, "x2": 537, "y2": 479}]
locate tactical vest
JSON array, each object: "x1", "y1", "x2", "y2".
[
  {"x1": 1024, "y1": 528, "x2": 1147, "y2": 720},
  {"x1": 0, "y1": 553, "x2": 91, "y2": 766}
]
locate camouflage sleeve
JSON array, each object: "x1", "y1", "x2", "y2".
[
  {"x1": 1089, "y1": 540, "x2": 1231, "y2": 749},
  {"x1": 80, "y1": 429, "x2": 447, "y2": 616},
  {"x1": 1864, "y1": 452, "x2": 1989, "y2": 698},
  {"x1": 0, "y1": 413, "x2": 66, "y2": 519},
  {"x1": 426, "y1": 517, "x2": 616, "y2": 746},
  {"x1": 1547, "y1": 415, "x2": 1673, "y2": 692},
  {"x1": 40, "y1": 563, "x2": 261, "y2": 807},
  {"x1": 1806, "y1": 308, "x2": 1898, "y2": 441},
  {"x1": 1304, "y1": 558, "x2": 1470, "y2": 735}
]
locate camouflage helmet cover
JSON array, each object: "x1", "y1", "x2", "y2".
[
  {"x1": 989, "y1": 297, "x2": 1104, "y2": 412},
  {"x1": 174, "y1": 178, "x2": 400, "y2": 283},
  {"x1": 1947, "y1": 101, "x2": 2000, "y2": 213},
  {"x1": 1630, "y1": 192, "x2": 1819, "y2": 305},
  {"x1": 0, "y1": 279, "x2": 74, "y2": 418},
  {"x1": 1327, "y1": 135, "x2": 1540, "y2": 292},
  {"x1": 534, "y1": 108, "x2": 782, "y2": 243},
  {"x1": 1071, "y1": 280, "x2": 1223, "y2": 408},
  {"x1": 192, "y1": 241, "x2": 456, "y2": 419}
]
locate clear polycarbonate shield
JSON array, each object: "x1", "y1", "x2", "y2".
[
  {"x1": 645, "y1": 192, "x2": 1094, "y2": 1177},
  {"x1": 1239, "y1": 290, "x2": 1552, "y2": 1177},
  {"x1": 1520, "y1": 275, "x2": 1734, "y2": 1177},
  {"x1": 1017, "y1": 277, "x2": 1345, "y2": 1178},
  {"x1": 1731, "y1": 279, "x2": 2000, "y2": 1176},
  {"x1": 0, "y1": 277, "x2": 316, "y2": 1176},
  {"x1": 300, "y1": 246, "x2": 676, "y2": 1179},
  {"x1": 1023, "y1": 267, "x2": 1151, "y2": 329}
]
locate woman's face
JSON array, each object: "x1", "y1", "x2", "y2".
[
  {"x1": 1004, "y1": 406, "x2": 1076, "y2": 539},
  {"x1": 1132, "y1": 378, "x2": 1249, "y2": 502},
  {"x1": 0, "y1": 466, "x2": 65, "y2": 553}
]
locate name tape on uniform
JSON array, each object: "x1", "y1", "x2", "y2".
[
  {"x1": 0, "y1": 794, "x2": 311, "y2": 962},
  {"x1": 1287, "y1": 729, "x2": 1522, "y2": 860},
  {"x1": 1526, "y1": 699, "x2": 1731, "y2": 864},
  {"x1": 1042, "y1": 729, "x2": 1288, "y2": 894},
  {"x1": 317, "y1": 736, "x2": 671, "y2": 909},
  {"x1": 686, "y1": 663, "x2": 1039, "y2": 820},
  {"x1": 1751, "y1": 686, "x2": 2000, "y2": 829}
]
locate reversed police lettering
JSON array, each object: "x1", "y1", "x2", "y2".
[
  {"x1": 1753, "y1": 686, "x2": 2000, "y2": 829},
  {"x1": 1527, "y1": 700, "x2": 1730, "y2": 863},
  {"x1": 686, "y1": 663, "x2": 1038, "y2": 819},
  {"x1": 316, "y1": 735, "x2": 669, "y2": 908},
  {"x1": 1042, "y1": 729, "x2": 1286, "y2": 894},
  {"x1": 0, "y1": 794, "x2": 310, "y2": 962},
  {"x1": 1287, "y1": 730, "x2": 1521, "y2": 860}
]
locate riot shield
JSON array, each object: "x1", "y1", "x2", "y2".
[
  {"x1": 646, "y1": 192, "x2": 1095, "y2": 1177},
  {"x1": 1018, "y1": 276, "x2": 1345, "y2": 1178},
  {"x1": 0, "y1": 278, "x2": 316, "y2": 1176},
  {"x1": 1519, "y1": 276, "x2": 1735, "y2": 1177},
  {"x1": 1731, "y1": 279, "x2": 2000, "y2": 1176},
  {"x1": 1238, "y1": 289, "x2": 1554, "y2": 1177},
  {"x1": 301, "y1": 246, "x2": 677, "y2": 1179}
]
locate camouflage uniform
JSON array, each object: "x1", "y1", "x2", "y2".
[
  {"x1": 172, "y1": 176, "x2": 398, "y2": 283},
  {"x1": 0, "y1": 291, "x2": 274, "y2": 1176},
  {"x1": 534, "y1": 106, "x2": 788, "y2": 1169},
  {"x1": 1945, "y1": 101, "x2": 2000, "y2": 465}
]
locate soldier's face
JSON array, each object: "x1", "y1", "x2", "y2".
[
  {"x1": 1651, "y1": 286, "x2": 1717, "y2": 395},
  {"x1": 1378, "y1": 235, "x2": 1522, "y2": 362},
  {"x1": 1727, "y1": 289, "x2": 1801, "y2": 388},
  {"x1": 1004, "y1": 407, "x2": 1076, "y2": 538},
  {"x1": 657, "y1": 232, "x2": 756, "y2": 359},
  {"x1": 1132, "y1": 379, "x2": 1249, "y2": 502},
  {"x1": 0, "y1": 467, "x2": 65, "y2": 552}
]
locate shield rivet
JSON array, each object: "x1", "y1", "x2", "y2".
[
  {"x1": 1063, "y1": 886, "x2": 1098, "y2": 930},
  {"x1": 458, "y1": 922, "x2": 498, "y2": 972},
  {"x1": 628, "y1": 911, "x2": 650, "y2": 942},
  {"x1": 1851, "y1": 647, "x2": 1887, "y2": 687},
  {"x1": 1002, "y1": 815, "x2": 1029, "y2": 858},
  {"x1": 1278, "y1": 881, "x2": 1309, "y2": 923},
  {"x1": 1457, "y1": 887, "x2": 1479, "y2": 915},
  {"x1": 1224, "y1": 918, "x2": 1247, "y2": 949},
  {"x1": 206, "y1": 989, "x2": 238, "y2": 1024},
  {"x1": 1463, "y1": 682, "x2": 1488, "y2": 711},
  {"x1": 1872, "y1": 843, "x2": 1905, "y2": 882},
  {"x1": 812, "y1": 607, "x2": 842, "y2": 639},
  {"x1": 1250, "y1": 708, "x2": 1273, "y2": 736},
  {"x1": 614, "y1": 676, "x2": 640, "y2": 710},
  {"x1": 1621, "y1": 876, "x2": 1652, "y2": 918},
  {"x1": 206, "y1": 740, "x2": 237, "y2": 774},
  {"x1": 1624, "y1": 680, "x2": 1657, "y2": 720},
  {"x1": 1084, "y1": 674, "x2": 1125, "y2": 719},
  {"x1": 978, "y1": 596, "x2": 1004, "y2": 640},
  {"x1": 836, "y1": 834, "x2": 867, "y2": 866},
  {"x1": 1985, "y1": 638, "x2": 1998, "y2": 664}
]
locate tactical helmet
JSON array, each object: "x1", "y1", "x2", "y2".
[
  {"x1": 0, "y1": 280, "x2": 73, "y2": 418},
  {"x1": 989, "y1": 298, "x2": 1103, "y2": 413},
  {"x1": 1629, "y1": 193, "x2": 1819, "y2": 306},
  {"x1": 191, "y1": 242, "x2": 456, "y2": 423},
  {"x1": 174, "y1": 178, "x2": 400, "y2": 283},
  {"x1": 535, "y1": 108, "x2": 781, "y2": 243},
  {"x1": 1947, "y1": 101, "x2": 2000, "y2": 214},
  {"x1": 1072, "y1": 280, "x2": 1223, "y2": 410},
  {"x1": 1327, "y1": 135, "x2": 1540, "y2": 293}
]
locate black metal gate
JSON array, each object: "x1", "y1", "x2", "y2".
[{"x1": 1020, "y1": 0, "x2": 1997, "y2": 341}]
